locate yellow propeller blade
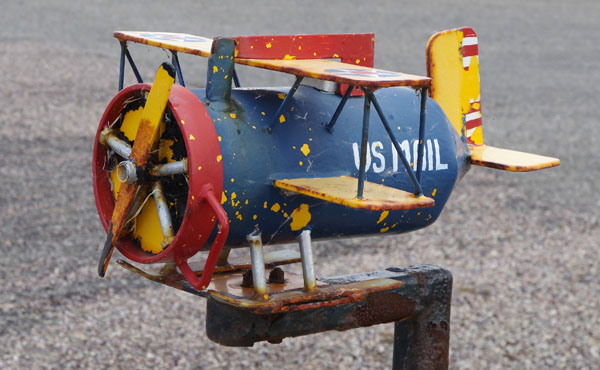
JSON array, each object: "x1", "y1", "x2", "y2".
[{"x1": 98, "y1": 62, "x2": 176, "y2": 277}]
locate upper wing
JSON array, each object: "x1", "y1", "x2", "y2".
[
  {"x1": 114, "y1": 31, "x2": 214, "y2": 57},
  {"x1": 115, "y1": 31, "x2": 430, "y2": 89},
  {"x1": 235, "y1": 58, "x2": 430, "y2": 89}
]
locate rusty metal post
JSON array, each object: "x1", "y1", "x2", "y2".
[
  {"x1": 247, "y1": 232, "x2": 267, "y2": 296},
  {"x1": 206, "y1": 264, "x2": 452, "y2": 370},
  {"x1": 298, "y1": 229, "x2": 316, "y2": 291},
  {"x1": 390, "y1": 266, "x2": 451, "y2": 370}
]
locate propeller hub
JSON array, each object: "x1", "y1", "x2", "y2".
[{"x1": 117, "y1": 160, "x2": 138, "y2": 184}]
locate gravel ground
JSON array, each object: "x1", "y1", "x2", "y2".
[{"x1": 1, "y1": 1, "x2": 599, "y2": 369}]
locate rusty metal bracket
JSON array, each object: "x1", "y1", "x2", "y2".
[{"x1": 205, "y1": 264, "x2": 452, "y2": 370}]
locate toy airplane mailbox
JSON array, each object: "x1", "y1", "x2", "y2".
[{"x1": 92, "y1": 28, "x2": 558, "y2": 346}]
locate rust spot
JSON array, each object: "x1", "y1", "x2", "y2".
[{"x1": 353, "y1": 292, "x2": 416, "y2": 326}]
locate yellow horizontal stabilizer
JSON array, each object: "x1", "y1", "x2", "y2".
[
  {"x1": 273, "y1": 176, "x2": 434, "y2": 210},
  {"x1": 469, "y1": 145, "x2": 560, "y2": 172},
  {"x1": 114, "y1": 31, "x2": 214, "y2": 57},
  {"x1": 235, "y1": 58, "x2": 431, "y2": 89}
]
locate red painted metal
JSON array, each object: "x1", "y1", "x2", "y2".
[
  {"x1": 92, "y1": 83, "x2": 226, "y2": 270},
  {"x1": 175, "y1": 183, "x2": 229, "y2": 290},
  {"x1": 234, "y1": 34, "x2": 374, "y2": 96}
]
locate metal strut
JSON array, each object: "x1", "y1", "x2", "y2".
[
  {"x1": 269, "y1": 76, "x2": 304, "y2": 130},
  {"x1": 363, "y1": 88, "x2": 425, "y2": 196},
  {"x1": 171, "y1": 51, "x2": 185, "y2": 87},
  {"x1": 326, "y1": 84, "x2": 355, "y2": 132},
  {"x1": 356, "y1": 92, "x2": 371, "y2": 199}
]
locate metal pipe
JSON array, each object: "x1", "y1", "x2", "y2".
[
  {"x1": 100, "y1": 129, "x2": 132, "y2": 159},
  {"x1": 366, "y1": 90, "x2": 424, "y2": 196},
  {"x1": 117, "y1": 160, "x2": 137, "y2": 184},
  {"x1": 247, "y1": 232, "x2": 267, "y2": 296},
  {"x1": 269, "y1": 76, "x2": 304, "y2": 130},
  {"x1": 325, "y1": 84, "x2": 354, "y2": 132},
  {"x1": 152, "y1": 181, "x2": 175, "y2": 247},
  {"x1": 298, "y1": 229, "x2": 316, "y2": 291},
  {"x1": 151, "y1": 159, "x2": 188, "y2": 176},
  {"x1": 125, "y1": 185, "x2": 150, "y2": 220},
  {"x1": 357, "y1": 91, "x2": 371, "y2": 199},
  {"x1": 416, "y1": 87, "x2": 428, "y2": 182}
]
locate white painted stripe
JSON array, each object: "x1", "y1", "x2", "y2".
[
  {"x1": 466, "y1": 128, "x2": 476, "y2": 137},
  {"x1": 465, "y1": 111, "x2": 482, "y2": 122},
  {"x1": 462, "y1": 37, "x2": 478, "y2": 47},
  {"x1": 463, "y1": 56, "x2": 471, "y2": 68}
]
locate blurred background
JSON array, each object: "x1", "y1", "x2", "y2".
[{"x1": 1, "y1": 0, "x2": 598, "y2": 368}]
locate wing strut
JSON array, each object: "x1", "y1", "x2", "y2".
[
  {"x1": 269, "y1": 76, "x2": 304, "y2": 131},
  {"x1": 357, "y1": 87, "x2": 429, "y2": 198}
]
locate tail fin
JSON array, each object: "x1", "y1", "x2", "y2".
[
  {"x1": 427, "y1": 27, "x2": 483, "y2": 145},
  {"x1": 426, "y1": 27, "x2": 559, "y2": 172}
]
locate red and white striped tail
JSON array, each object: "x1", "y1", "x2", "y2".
[
  {"x1": 461, "y1": 28, "x2": 479, "y2": 71},
  {"x1": 427, "y1": 26, "x2": 484, "y2": 145}
]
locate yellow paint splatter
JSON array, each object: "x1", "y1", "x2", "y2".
[
  {"x1": 355, "y1": 59, "x2": 361, "y2": 64},
  {"x1": 252, "y1": 125, "x2": 256, "y2": 129},
  {"x1": 197, "y1": 166, "x2": 202, "y2": 171},
  {"x1": 244, "y1": 199, "x2": 248, "y2": 205},
  {"x1": 263, "y1": 201, "x2": 268, "y2": 209},
  {"x1": 181, "y1": 119, "x2": 186, "y2": 125},
  {"x1": 212, "y1": 65, "x2": 218, "y2": 74},
  {"x1": 432, "y1": 188, "x2": 437, "y2": 197},
  {"x1": 191, "y1": 195, "x2": 195, "y2": 200},
  {"x1": 277, "y1": 93, "x2": 285, "y2": 100},
  {"x1": 300, "y1": 143, "x2": 310, "y2": 156},
  {"x1": 266, "y1": 43, "x2": 272, "y2": 48},
  {"x1": 290, "y1": 204, "x2": 311, "y2": 231},
  {"x1": 189, "y1": 134, "x2": 195, "y2": 140},
  {"x1": 380, "y1": 226, "x2": 390, "y2": 233},
  {"x1": 377, "y1": 210, "x2": 389, "y2": 224},
  {"x1": 231, "y1": 192, "x2": 237, "y2": 200},
  {"x1": 283, "y1": 212, "x2": 288, "y2": 218},
  {"x1": 298, "y1": 45, "x2": 302, "y2": 50},
  {"x1": 279, "y1": 114, "x2": 286, "y2": 123},
  {"x1": 397, "y1": 126, "x2": 401, "y2": 130},
  {"x1": 230, "y1": 178, "x2": 235, "y2": 183},
  {"x1": 333, "y1": 53, "x2": 340, "y2": 58},
  {"x1": 283, "y1": 54, "x2": 295, "y2": 60},
  {"x1": 224, "y1": 75, "x2": 228, "y2": 79},
  {"x1": 261, "y1": 111, "x2": 266, "y2": 116},
  {"x1": 221, "y1": 192, "x2": 227, "y2": 204},
  {"x1": 299, "y1": 161, "x2": 303, "y2": 166},
  {"x1": 216, "y1": 155, "x2": 222, "y2": 162},
  {"x1": 229, "y1": 113, "x2": 237, "y2": 119},
  {"x1": 218, "y1": 136, "x2": 222, "y2": 141},
  {"x1": 253, "y1": 214, "x2": 258, "y2": 220},
  {"x1": 313, "y1": 52, "x2": 317, "y2": 56},
  {"x1": 270, "y1": 203, "x2": 281, "y2": 212}
]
